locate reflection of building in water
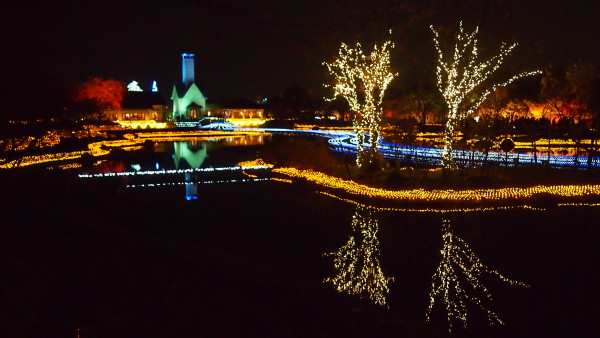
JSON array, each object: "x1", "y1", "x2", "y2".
[
  {"x1": 173, "y1": 141, "x2": 208, "y2": 169},
  {"x1": 221, "y1": 134, "x2": 268, "y2": 146},
  {"x1": 426, "y1": 216, "x2": 529, "y2": 332},
  {"x1": 184, "y1": 172, "x2": 198, "y2": 200},
  {"x1": 324, "y1": 205, "x2": 393, "y2": 307}
]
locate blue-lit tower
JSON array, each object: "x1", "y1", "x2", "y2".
[{"x1": 182, "y1": 53, "x2": 195, "y2": 86}]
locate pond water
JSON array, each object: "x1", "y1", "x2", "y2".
[{"x1": 1, "y1": 134, "x2": 598, "y2": 337}]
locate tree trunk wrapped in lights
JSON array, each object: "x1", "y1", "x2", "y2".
[
  {"x1": 431, "y1": 22, "x2": 541, "y2": 168},
  {"x1": 426, "y1": 217, "x2": 529, "y2": 332},
  {"x1": 323, "y1": 205, "x2": 393, "y2": 307},
  {"x1": 324, "y1": 41, "x2": 396, "y2": 167}
]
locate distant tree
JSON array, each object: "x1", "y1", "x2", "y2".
[
  {"x1": 541, "y1": 62, "x2": 599, "y2": 165},
  {"x1": 282, "y1": 84, "x2": 314, "y2": 120},
  {"x1": 325, "y1": 96, "x2": 351, "y2": 121},
  {"x1": 71, "y1": 77, "x2": 125, "y2": 120},
  {"x1": 402, "y1": 81, "x2": 444, "y2": 126},
  {"x1": 503, "y1": 98, "x2": 531, "y2": 125}
]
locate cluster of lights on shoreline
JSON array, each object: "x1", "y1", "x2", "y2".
[
  {"x1": 431, "y1": 22, "x2": 541, "y2": 168},
  {"x1": 330, "y1": 134, "x2": 599, "y2": 168},
  {"x1": 426, "y1": 217, "x2": 529, "y2": 332},
  {"x1": 4, "y1": 125, "x2": 598, "y2": 171},
  {"x1": 0, "y1": 131, "x2": 61, "y2": 153},
  {"x1": 324, "y1": 39, "x2": 395, "y2": 166},
  {"x1": 324, "y1": 205, "x2": 393, "y2": 307},
  {"x1": 0, "y1": 131, "x2": 266, "y2": 169}
]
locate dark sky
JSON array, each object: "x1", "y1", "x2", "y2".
[{"x1": 1, "y1": 0, "x2": 598, "y2": 114}]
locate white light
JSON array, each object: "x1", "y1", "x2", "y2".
[
  {"x1": 127, "y1": 81, "x2": 143, "y2": 92},
  {"x1": 324, "y1": 39, "x2": 396, "y2": 166},
  {"x1": 431, "y1": 22, "x2": 541, "y2": 168}
]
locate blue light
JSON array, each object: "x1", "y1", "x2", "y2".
[{"x1": 152, "y1": 81, "x2": 158, "y2": 92}]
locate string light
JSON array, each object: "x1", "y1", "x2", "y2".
[
  {"x1": 273, "y1": 167, "x2": 600, "y2": 203},
  {"x1": 431, "y1": 22, "x2": 541, "y2": 168},
  {"x1": 324, "y1": 205, "x2": 393, "y2": 307},
  {"x1": 426, "y1": 217, "x2": 529, "y2": 332},
  {"x1": 330, "y1": 134, "x2": 597, "y2": 168},
  {"x1": 124, "y1": 177, "x2": 271, "y2": 189},
  {"x1": 78, "y1": 163, "x2": 272, "y2": 179},
  {"x1": 324, "y1": 39, "x2": 396, "y2": 166},
  {"x1": 317, "y1": 191, "x2": 548, "y2": 213}
]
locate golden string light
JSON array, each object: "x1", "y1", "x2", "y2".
[
  {"x1": 426, "y1": 217, "x2": 529, "y2": 332},
  {"x1": 324, "y1": 39, "x2": 396, "y2": 166},
  {"x1": 431, "y1": 22, "x2": 541, "y2": 168},
  {"x1": 324, "y1": 205, "x2": 393, "y2": 307},
  {"x1": 273, "y1": 167, "x2": 600, "y2": 203},
  {"x1": 317, "y1": 191, "x2": 548, "y2": 213},
  {"x1": 0, "y1": 131, "x2": 265, "y2": 169},
  {"x1": 237, "y1": 158, "x2": 273, "y2": 168}
]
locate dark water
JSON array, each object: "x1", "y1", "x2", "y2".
[{"x1": 1, "y1": 137, "x2": 598, "y2": 337}]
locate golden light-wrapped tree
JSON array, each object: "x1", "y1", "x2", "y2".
[
  {"x1": 324, "y1": 40, "x2": 395, "y2": 167},
  {"x1": 431, "y1": 22, "x2": 541, "y2": 168}
]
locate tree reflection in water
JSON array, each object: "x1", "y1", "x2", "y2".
[
  {"x1": 426, "y1": 216, "x2": 529, "y2": 332},
  {"x1": 324, "y1": 205, "x2": 393, "y2": 307}
]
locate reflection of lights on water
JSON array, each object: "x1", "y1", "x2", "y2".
[
  {"x1": 124, "y1": 177, "x2": 271, "y2": 189},
  {"x1": 324, "y1": 205, "x2": 393, "y2": 307},
  {"x1": 78, "y1": 164, "x2": 272, "y2": 178},
  {"x1": 426, "y1": 217, "x2": 529, "y2": 332}
]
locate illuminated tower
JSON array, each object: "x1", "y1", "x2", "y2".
[
  {"x1": 182, "y1": 53, "x2": 195, "y2": 86},
  {"x1": 172, "y1": 52, "x2": 207, "y2": 122}
]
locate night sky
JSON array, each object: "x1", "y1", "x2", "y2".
[{"x1": 1, "y1": 0, "x2": 598, "y2": 116}]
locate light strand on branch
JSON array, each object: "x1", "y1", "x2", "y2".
[
  {"x1": 324, "y1": 39, "x2": 396, "y2": 166},
  {"x1": 426, "y1": 217, "x2": 529, "y2": 332},
  {"x1": 324, "y1": 205, "x2": 393, "y2": 306},
  {"x1": 431, "y1": 22, "x2": 541, "y2": 168}
]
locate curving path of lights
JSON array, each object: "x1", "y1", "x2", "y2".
[
  {"x1": 272, "y1": 166, "x2": 600, "y2": 204},
  {"x1": 2, "y1": 127, "x2": 599, "y2": 170}
]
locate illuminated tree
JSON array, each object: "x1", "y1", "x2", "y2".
[
  {"x1": 324, "y1": 40, "x2": 396, "y2": 167},
  {"x1": 72, "y1": 77, "x2": 126, "y2": 119},
  {"x1": 323, "y1": 205, "x2": 393, "y2": 307},
  {"x1": 426, "y1": 217, "x2": 529, "y2": 332},
  {"x1": 431, "y1": 22, "x2": 541, "y2": 168}
]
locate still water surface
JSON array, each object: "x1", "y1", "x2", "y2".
[{"x1": 2, "y1": 135, "x2": 597, "y2": 337}]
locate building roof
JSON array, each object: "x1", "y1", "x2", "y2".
[
  {"x1": 122, "y1": 91, "x2": 167, "y2": 109},
  {"x1": 173, "y1": 82, "x2": 208, "y2": 98}
]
